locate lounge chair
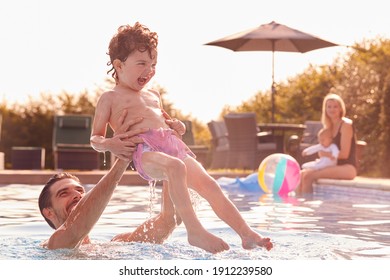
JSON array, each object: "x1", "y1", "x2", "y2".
[
  {"x1": 53, "y1": 114, "x2": 99, "y2": 170},
  {"x1": 223, "y1": 112, "x2": 277, "y2": 170}
]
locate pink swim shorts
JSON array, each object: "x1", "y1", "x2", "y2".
[{"x1": 132, "y1": 128, "x2": 195, "y2": 181}]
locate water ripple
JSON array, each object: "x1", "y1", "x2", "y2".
[{"x1": 0, "y1": 184, "x2": 389, "y2": 259}]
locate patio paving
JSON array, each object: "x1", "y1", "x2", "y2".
[{"x1": 0, "y1": 169, "x2": 389, "y2": 191}]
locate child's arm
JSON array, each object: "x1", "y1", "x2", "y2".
[
  {"x1": 161, "y1": 109, "x2": 186, "y2": 137},
  {"x1": 302, "y1": 144, "x2": 321, "y2": 157},
  {"x1": 90, "y1": 95, "x2": 113, "y2": 152},
  {"x1": 149, "y1": 89, "x2": 185, "y2": 137}
]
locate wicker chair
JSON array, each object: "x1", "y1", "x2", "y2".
[
  {"x1": 181, "y1": 120, "x2": 209, "y2": 168},
  {"x1": 207, "y1": 120, "x2": 229, "y2": 169},
  {"x1": 223, "y1": 113, "x2": 277, "y2": 170}
]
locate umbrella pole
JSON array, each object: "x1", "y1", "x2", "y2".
[{"x1": 271, "y1": 43, "x2": 276, "y2": 123}]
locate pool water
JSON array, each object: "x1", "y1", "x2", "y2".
[{"x1": 0, "y1": 183, "x2": 389, "y2": 260}]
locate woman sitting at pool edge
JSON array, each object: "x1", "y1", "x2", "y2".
[{"x1": 297, "y1": 93, "x2": 357, "y2": 194}]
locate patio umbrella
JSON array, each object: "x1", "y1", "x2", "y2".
[{"x1": 205, "y1": 21, "x2": 339, "y2": 122}]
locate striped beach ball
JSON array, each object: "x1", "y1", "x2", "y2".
[{"x1": 258, "y1": 153, "x2": 301, "y2": 195}]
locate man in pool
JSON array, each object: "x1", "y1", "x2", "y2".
[{"x1": 38, "y1": 116, "x2": 180, "y2": 249}]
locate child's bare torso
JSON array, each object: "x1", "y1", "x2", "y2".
[{"x1": 107, "y1": 87, "x2": 168, "y2": 132}]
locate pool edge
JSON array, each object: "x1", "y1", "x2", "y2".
[{"x1": 0, "y1": 170, "x2": 249, "y2": 186}]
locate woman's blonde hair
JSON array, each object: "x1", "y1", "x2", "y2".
[{"x1": 321, "y1": 93, "x2": 346, "y2": 129}]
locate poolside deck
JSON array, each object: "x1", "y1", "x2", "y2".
[
  {"x1": 0, "y1": 169, "x2": 389, "y2": 191},
  {"x1": 315, "y1": 177, "x2": 390, "y2": 191},
  {"x1": 0, "y1": 169, "x2": 251, "y2": 186}
]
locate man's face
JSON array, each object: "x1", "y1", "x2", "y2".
[{"x1": 44, "y1": 179, "x2": 85, "y2": 229}]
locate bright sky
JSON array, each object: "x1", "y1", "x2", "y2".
[{"x1": 1, "y1": 0, "x2": 389, "y2": 122}]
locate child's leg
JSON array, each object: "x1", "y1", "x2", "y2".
[
  {"x1": 160, "y1": 180, "x2": 181, "y2": 226},
  {"x1": 111, "y1": 182, "x2": 177, "y2": 244},
  {"x1": 301, "y1": 161, "x2": 316, "y2": 170},
  {"x1": 184, "y1": 157, "x2": 273, "y2": 251},
  {"x1": 140, "y1": 151, "x2": 229, "y2": 253}
]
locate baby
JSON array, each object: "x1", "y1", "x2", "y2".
[{"x1": 301, "y1": 127, "x2": 339, "y2": 170}]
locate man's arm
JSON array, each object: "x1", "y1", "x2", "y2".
[
  {"x1": 45, "y1": 118, "x2": 146, "y2": 249},
  {"x1": 44, "y1": 159, "x2": 130, "y2": 249}
]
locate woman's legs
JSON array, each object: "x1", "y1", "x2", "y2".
[
  {"x1": 299, "y1": 164, "x2": 357, "y2": 194},
  {"x1": 298, "y1": 169, "x2": 316, "y2": 193}
]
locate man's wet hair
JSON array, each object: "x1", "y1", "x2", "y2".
[{"x1": 38, "y1": 173, "x2": 81, "y2": 229}]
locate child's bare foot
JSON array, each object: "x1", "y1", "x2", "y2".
[
  {"x1": 188, "y1": 230, "x2": 230, "y2": 254},
  {"x1": 241, "y1": 229, "x2": 273, "y2": 251}
]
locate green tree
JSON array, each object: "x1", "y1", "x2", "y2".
[
  {"x1": 0, "y1": 90, "x2": 100, "y2": 169},
  {"x1": 221, "y1": 37, "x2": 390, "y2": 177},
  {"x1": 337, "y1": 38, "x2": 390, "y2": 176}
]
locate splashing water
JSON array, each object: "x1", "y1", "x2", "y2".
[
  {"x1": 100, "y1": 152, "x2": 107, "y2": 167},
  {"x1": 148, "y1": 180, "x2": 157, "y2": 218}
]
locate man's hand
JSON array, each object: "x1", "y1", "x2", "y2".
[{"x1": 110, "y1": 110, "x2": 148, "y2": 161}]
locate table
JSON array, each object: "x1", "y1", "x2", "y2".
[{"x1": 258, "y1": 123, "x2": 306, "y2": 152}]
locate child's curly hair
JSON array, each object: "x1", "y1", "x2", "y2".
[{"x1": 107, "y1": 22, "x2": 158, "y2": 82}]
